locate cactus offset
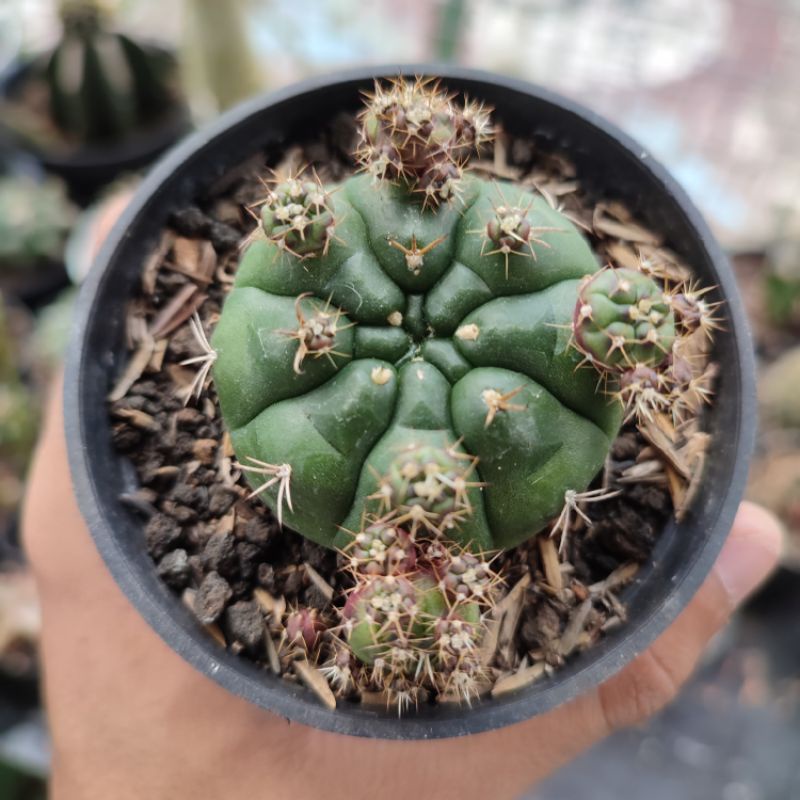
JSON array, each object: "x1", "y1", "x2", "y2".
[
  {"x1": 356, "y1": 76, "x2": 492, "y2": 208},
  {"x1": 341, "y1": 519, "x2": 500, "y2": 708},
  {"x1": 572, "y1": 267, "x2": 676, "y2": 370}
]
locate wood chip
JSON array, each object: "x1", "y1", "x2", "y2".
[
  {"x1": 294, "y1": 660, "x2": 336, "y2": 710},
  {"x1": 538, "y1": 535, "x2": 564, "y2": 593},
  {"x1": 264, "y1": 627, "x2": 281, "y2": 674},
  {"x1": 148, "y1": 338, "x2": 169, "y2": 372},
  {"x1": 108, "y1": 336, "x2": 155, "y2": 402},
  {"x1": 605, "y1": 240, "x2": 641, "y2": 270},
  {"x1": 111, "y1": 407, "x2": 160, "y2": 432},
  {"x1": 618, "y1": 459, "x2": 665, "y2": 484},
  {"x1": 496, "y1": 573, "x2": 531, "y2": 663},
  {"x1": 304, "y1": 563, "x2": 334, "y2": 603},
  {"x1": 589, "y1": 562, "x2": 639, "y2": 595},
  {"x1": 675, "y1": 450, "x2": 706, "y2": 521},
  {"x1": 593, "y1": 205, "x2": 662, "y2": 245},
  {"x1": 192, "y1": 438, "x2": 218, "y2": 464},
  {"x1": 478, "y1": 613, "x2": 502, "y2": 667},
  {"x1": 495, "y1": 572, "x2": 531, "y2": 616},
  {"x1": 491, "y1": 662, "x2": 547, "y2": 697},
  {"x1": 640, "y1": 416, "x2": 691, "y2": 479},
  {"x1": 142, "y1": 230, "x2": 175, "y2": 296},
  {"x1": 665, "y1": 464, "x2": 687, "y2": 511},
  {"x1": 167, "y1": 237, "x2": 217, "y2": 284},
  {"x1": 217, "y1": 510, "x2": 235, "y2": 536},
  {"x1": 253, "y1": 588, "x2": 285, "y2": 620},
  {"x1": 205, "y1": 623, "x2": 226, "y2": 647},
  {"x1": 149, "y1": 284, "x2": 206, "y2": 339},
  {"x1": 558, "y1": 598, "x2": 593, "y2": 657}
]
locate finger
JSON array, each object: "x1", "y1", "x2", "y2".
[{"x1": 593, "y1": 501, "x2": 783, "y2": 731}]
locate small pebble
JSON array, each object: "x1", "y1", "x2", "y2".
[
  {"x1": 156, "y1": 549, "x2": 191, "y2": 590},
  {"x1": 223, "y1": 601, "x2": 264, "y2": 656},
  {"x1": 195, "y1": 571, "x2": 232, "y2": 624},
  {"x1": 145, "y1": 513, "x2": 183, "y2": 560}
]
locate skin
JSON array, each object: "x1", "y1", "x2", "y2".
[{"x1": 22, "y1": 380, "x2": 782, "y2": 800}]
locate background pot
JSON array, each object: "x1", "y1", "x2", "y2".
[
  {"x1": 65, "y1": 65, "x2": 756, "y2": 740},
  {"x1": 0, "y1": 54, "x2": 191, "y2": 206}
]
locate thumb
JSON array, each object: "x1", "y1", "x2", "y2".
[{"x1": 594, "y1": 501, "x2": 783, "y2": 731}]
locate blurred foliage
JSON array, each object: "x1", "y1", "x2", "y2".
[
  {"x1": 0, "y1": 761, "x2": 46, "y2": 800},
  {"x1": 0, "y1": 176, "x2": 74, "y2": 273}
]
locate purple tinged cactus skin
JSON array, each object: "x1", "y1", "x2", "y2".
[
  {"x1": 355, "y1": 76, "x2": 492, "y2": 208},
  {"x1": 344, "y1": 574, "x2": 446, "y2": 665},
  {"x1": 211, "y1": 79, "x2": 626, "y2": 552}
]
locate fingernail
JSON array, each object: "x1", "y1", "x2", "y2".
[{"x1": 714, "y1": 503, "x2": 784, "y2": 606}]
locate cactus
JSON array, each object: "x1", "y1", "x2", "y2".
[
  {"x1": 0, "y1": 175, "x2": 74, "y2": 272},
  {"x1": 342, "y1": 541, "x2": 496, "y2": 707},
  {"x1": 355, "y1": 76, "x2": 492, "y2": 208},
  {"x1": 41, "y1": 0, "x2": 177, "y2": 143},
  {"x1": 212, "y1": 78, "x2": 629, "y2": 552},
  {"x1": 572, "y1": 267, "x2": 676, "y2": 370}
]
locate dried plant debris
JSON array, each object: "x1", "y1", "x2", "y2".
[{"x1": 106, "y1": 110, "x2": 716, "y2": 711}]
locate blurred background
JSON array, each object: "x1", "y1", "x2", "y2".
[{"x1": 0, "y1": 0, "x2": 798, "y2": 797}]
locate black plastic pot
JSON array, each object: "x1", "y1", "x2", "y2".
[
  {"x1": 65, "y1": 66, "x2": 756, "y2": 740},
  {"x1": 0, "y1": 56, "x2": 191, "y2": 205}
]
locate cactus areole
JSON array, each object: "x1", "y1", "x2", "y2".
[{"x1": 212, "y1": 79, "x2": 632, "y2": 552}]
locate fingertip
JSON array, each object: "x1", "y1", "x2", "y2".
[{"x1": 714, "y1": 501, "x2": 783, "y2": 607}]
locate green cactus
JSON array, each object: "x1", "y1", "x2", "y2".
[
  {"x1": 0, "y1": 176, "x2": 74, "y2": 272},
  {"x1": 211, "y1": 78, "x2": 627, "y2": 552},
  {"x1": 572, "y1": 267, "x2": 676, "y2": 370},
  {"x1": 42, "y1": 0, "x2": 177, "y2": 143}
]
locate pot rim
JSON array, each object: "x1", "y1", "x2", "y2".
[{"x1": 64, "y1": 63, "x2": 756, "y2": 740}]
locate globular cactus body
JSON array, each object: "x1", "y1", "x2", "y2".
[
  {"x1": 212, "y1": 79, "x2": 626, "y2": 552},
  {"x1": 44, "y1": 0, "x2": 176, "y2": 143},
  {"x1": 573, "y1": 267, "x2": 676, "y2": 369}
]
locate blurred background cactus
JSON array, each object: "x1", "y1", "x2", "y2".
[
  {"x1": 0, "y1": 176, "x2": 77, "y2": 293},
  {"x1": 2, "y1": 0, "x2": 185, "y2": 151},
  {"x1": 42, "y1": 0, "x2": 175, "y2": 144}
]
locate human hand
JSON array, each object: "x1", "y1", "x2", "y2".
[{"x1": 23, "y1": 380, "x2": 782, "y2": 800}]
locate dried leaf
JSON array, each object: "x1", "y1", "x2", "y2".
[
  {"x1": 538, "y1": 535, "x2": 563, "y2": 593},
  {"x1": 149, "y1": 284, "x2": 206, "y2": 339},
  {"x1": 491, "y1": 663, "x2": 546, "y2": 697},
  {"x1": 142, "y1": 230, "x2": 175, "y2": 296},
  {"x1": 589, "y1": 562, "x2": 639, "y2": 595},
  {"x1": 168, "y1": 237, "x2": 217, "y2": 285},
  {"x1": 304, "y1": 563, "x2": 334, "y2": 603},
  {"x1": 108, "y1": 336, "x2": 155, "y2": 402},
  {"x1": 640, "y1": 417, "x2": 691, "y2": 479},
  {"x1": 253, "y1": 588, "x2": 285, "y2": 620},
  {"x1": 294, "y1": 660, "x2": 337, "y2": 709},
  {"x1": 558, "y1": 598, "x2": 593, "y2": 657},
  {"x1": 618, "y1": 459, "x2": 665, "y2": 484},
  {"x1": 265, "y1": 627, "x2": 281, "y2": 674},
  {"x1": 111, "y1": 407, "x2": 159, "y2": 432}
]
